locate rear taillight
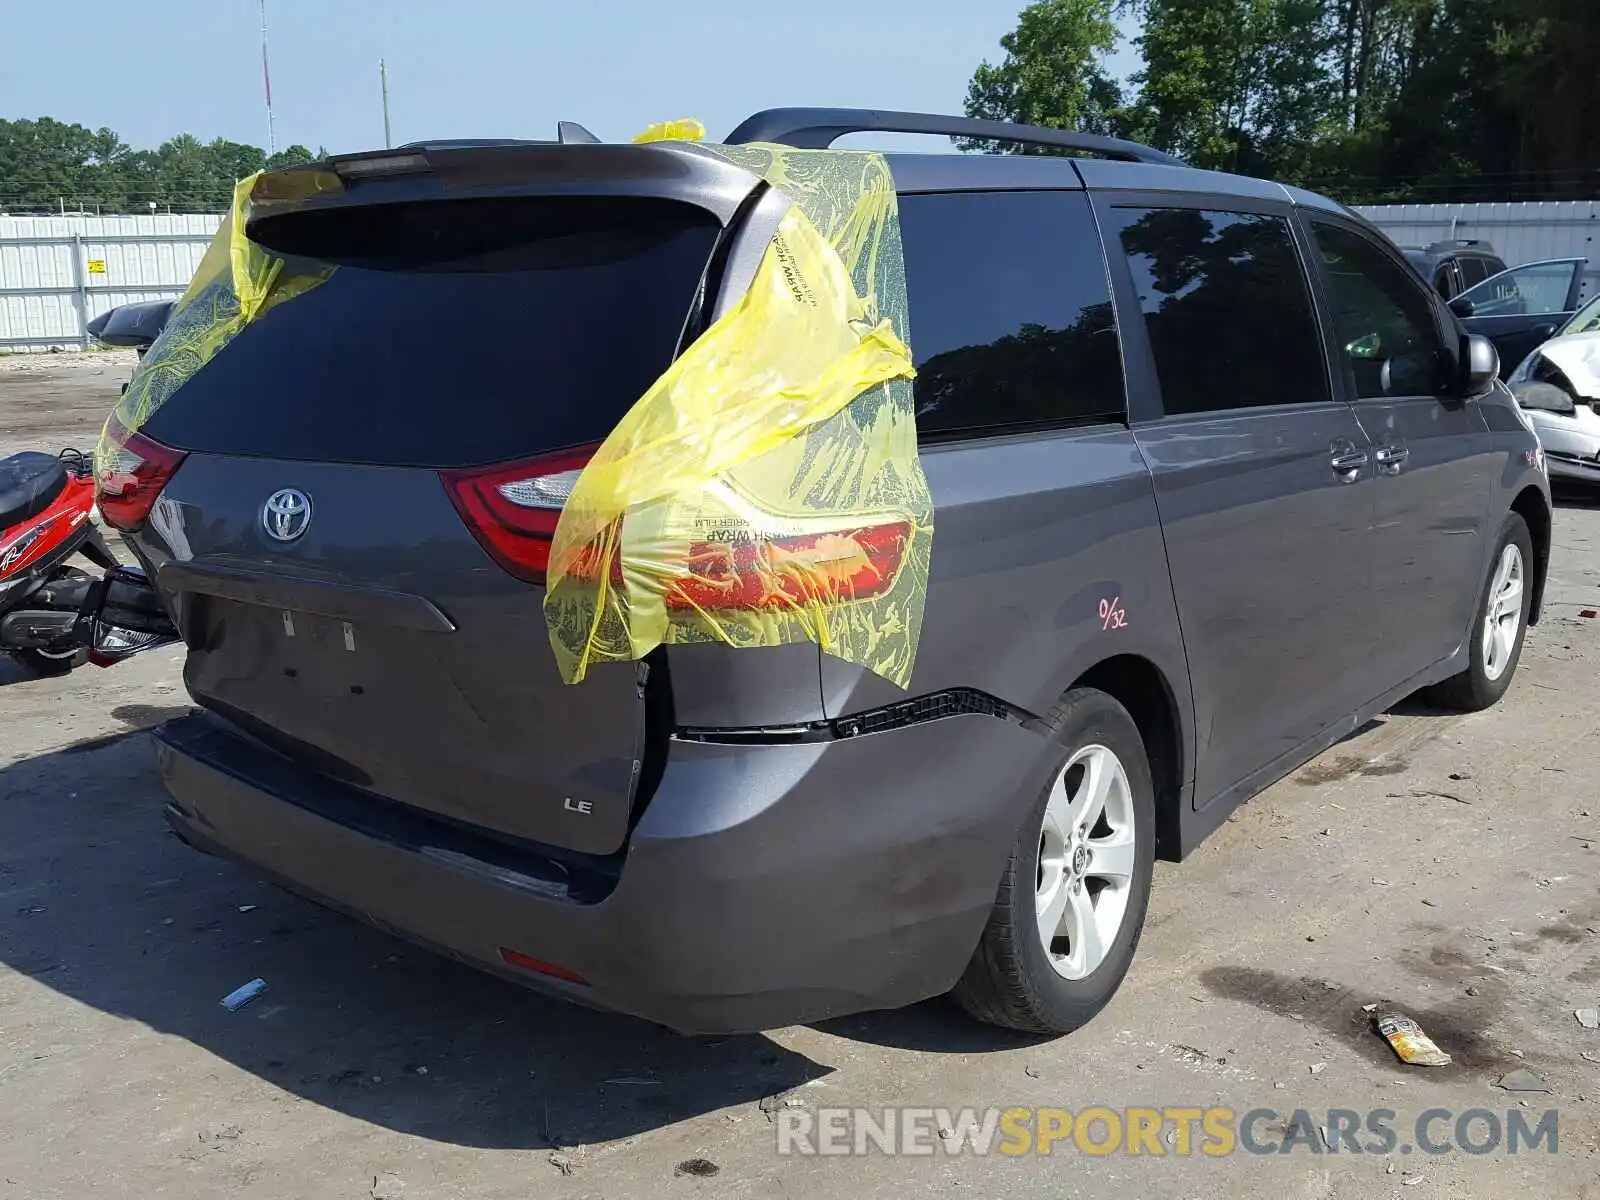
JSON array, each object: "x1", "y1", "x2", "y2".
[
  {"x1": 444, "y1": 449, "x2": 910, "y2": 608},
  {"x1": 665, "y1": 522, "x2": 912, "y2": 612},
  {"x1": 440, "y1": 446, "x2": 595, "y2": 583},
  {"x1": 94, "y1": 413, "x2": 187, "y2": 532}
]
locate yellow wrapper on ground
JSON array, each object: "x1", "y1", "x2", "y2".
[
  {"x1": 1376, "y1": 1012, "x2": 1452, "y2": 1066},
  {"x1": 95, "y1": 170, "x2": 336, "y2": 473},
  {"x1": 544, "y1": 143, "x2": 933, "y2": 688}
]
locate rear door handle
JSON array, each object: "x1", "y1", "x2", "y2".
[
  {"x1": 1330, "y1": 448, "x2": 1370, "y2": 479},
  {"x1": 1374, "y1": 445, "x2": 1410, "y2": 474}
]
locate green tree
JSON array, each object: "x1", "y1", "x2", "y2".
[
  {"x1": 968, "y1": 0, "x2": 1600, "y2": 201},
  {"x1": 0, "y1": 119, "x2": 326, "y2": 214},
  {"x1": 1124, "y1": 0, "x2": 1341, "y2": 176},
  {"x1": 962, "y1": 0, "x2": 1129, "y2": 149},
  {"x1": 0, "y1": 117, "x2": 135, "y2": 212}
]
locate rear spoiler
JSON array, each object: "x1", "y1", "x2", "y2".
[{"x1": 247, "y1": 141, "x2": 771, "y2": 235}]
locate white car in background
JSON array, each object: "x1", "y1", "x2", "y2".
[{"x1": 1508, "y1": 294, "x2": 1600, "y2": 485}]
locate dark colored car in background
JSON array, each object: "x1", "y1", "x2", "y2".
[
  {"x1": 1402, "y1": 238, "x2": 1508, "y2": 301},
  {"x1": 1448, "y1": 257, "x2": 1591, "y2": 378},
  {"x1": 94, "y1": 108, "x2": 1551, "y2": 1038}
]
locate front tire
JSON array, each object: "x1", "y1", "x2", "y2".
[
  {"x1": 952, "y1": 687, "x2": 1156, "y2": 1035},
  {"x1": 1428, "y1": 511, "x2": 1533, "y2": 712}
]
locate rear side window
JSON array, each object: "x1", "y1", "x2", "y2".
[
  {"x1": 140, "y1": 196, "x2": 721, "y2": 468},
  {"x1": 1457, "y1": 257, "x2": 1491, "y2": 289},
  {"x1": 898, "y1": 190, "x2": 1125, "y2": 439},
  {"x1": 1111, "y1": 207, "x2": 1329, "y2": 415}
]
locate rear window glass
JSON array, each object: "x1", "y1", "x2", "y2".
[
  {"x1": 140, "y1": 196, "x2": 721, "y2": 468},
  {"x1": 1457, "y1": 257, "x2": 1491, "y2": 289}
]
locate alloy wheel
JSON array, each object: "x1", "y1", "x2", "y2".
[
  {"x1": 1482, "y1": 542, "x2": 1524, "y2": 682},
  {"x1": 1035, "y1": 744, "x2": 1137, "y2": 981}
]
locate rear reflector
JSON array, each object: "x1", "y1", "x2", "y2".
[
  {"x1": 94, "y1": 412, "x2": 187, "y2": 532},
  {"x1": 440, "y1": 446, "x2": 596, "y2": 583},
  {"x1": 665, "y1": 522, "x2": 912, "y2": 612},
  {"x1": 498, "y1": 947, "x2": 589, "y2": 985}
]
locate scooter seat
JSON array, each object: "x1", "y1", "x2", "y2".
[{"x1": 0, "y1": 452, "x2": 69, "y2": 535}]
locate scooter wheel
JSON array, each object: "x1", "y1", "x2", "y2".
[{"x1": 15, "y1": 646, "x2": 89, "y2": 675}]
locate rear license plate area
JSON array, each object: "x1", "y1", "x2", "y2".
[{"x1": 191, "y1": 599, "x2": 385, "y2": 705}]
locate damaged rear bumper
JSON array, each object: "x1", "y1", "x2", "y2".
[{"x1": 156, "y1": 706, "x2": 1049, "y2": 1034}]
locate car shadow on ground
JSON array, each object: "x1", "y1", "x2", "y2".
[
  {"x1": 0, "y1": 729, "x2": 831, "y2": 1150},
  {"x1": 1551, "y1": 483, "x2": 1600, "y2": 509}
]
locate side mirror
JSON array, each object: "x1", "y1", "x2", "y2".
[
  {"x1": 1449, "y1": 296, "x2": 1476, "y2": 318},
  {"x1": 1512, "y1": 381, "x2": 1577, "y2": 415},
  {"x1": 1460, "y1": 334, "x2": 1499, "y2": 397}
]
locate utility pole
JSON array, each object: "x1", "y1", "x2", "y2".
[
  {"x1": 260, "y1": 0, "x2": 277, "y2": 155},
  {"x1": 380, "y1": 59, "x2": 392, "y2": 148}
]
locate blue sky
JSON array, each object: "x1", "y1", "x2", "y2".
[{"x1": 0, "y1": 0, "x2": 1140, "y2": 155}]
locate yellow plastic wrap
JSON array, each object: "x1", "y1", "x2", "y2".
[
  {"x1": 632, "y1": 118, "x2": 706, "y2": 144},
  {"x1": 96, "y1": 170, "x2": 337, "y2": 469},
  {"x1": 544, "y1": 140, "x2": 934, "y2": 688}
]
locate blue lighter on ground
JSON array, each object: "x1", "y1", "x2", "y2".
[{"x1": 220, "y1": 978, "x2": 268, "y2": 1012}]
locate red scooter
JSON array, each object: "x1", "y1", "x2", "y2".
[{"x1": 0, "y1": 447, "x2": 174, "y2": 673}]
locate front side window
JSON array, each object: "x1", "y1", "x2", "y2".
[
  {"x1": 1457, "y1": 260, "x2": 1582, "y2": 317},
  {"x1": 1111, "y1": 206, "x2": 1328, "y2": 415},
  {"x1": 1308, "y1": 221, "x2": 1448, "y2": 399},
  {"x1": 898, "y1": 190, "x2": 1126, "y2": 440}
]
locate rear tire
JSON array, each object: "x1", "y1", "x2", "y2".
[
  {"x1": 1428, "y1": 511, "x2": 1533, "y2": 712},
  {"x1": 952, "y1": 687, "x2": 1156, "y2": 1035}
]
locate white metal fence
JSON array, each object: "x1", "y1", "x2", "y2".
[
  {"x1": 1358, "y1": 200, "x2": 1600, "y2": 303},
  {"x1": 0, "y1": 213, "x2": 222, "y2": 352},
  {"x1": 2, "y1": 201, "x2": 1597, "y2": 352}
]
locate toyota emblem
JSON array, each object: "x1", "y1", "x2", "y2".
[{"x1": 262, "y1": 488, "x2": 313, "y2": 543}]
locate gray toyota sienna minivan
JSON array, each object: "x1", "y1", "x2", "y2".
[{"x1": 100, "y1": 109, "x2": 1551, "y2": 1036}]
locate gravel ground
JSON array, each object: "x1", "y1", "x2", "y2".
[
  {"x1": 1, "y1": 359, "x2": 1598, "y2": 1199},
  {"x1": 0, "y1": 348, "x2": 137, "y2": 460}
]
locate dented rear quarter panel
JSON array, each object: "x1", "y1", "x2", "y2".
[{"x1": 820, "y1": 427, "x2": 1192, "y2": 768}]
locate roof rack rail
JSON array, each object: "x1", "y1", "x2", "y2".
[{"x1": 725, "y1": 107, "x2": 1182, "y2": 166}]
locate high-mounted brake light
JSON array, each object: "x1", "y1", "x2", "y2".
[
  {"x1": 440, "y1": 446, "x2": 596, "y2": 583},
  {"x1": 94, "y1": 412, "x2": 187, "y2": 532},
  {"x1": 331, "y1": 152, "x2": 430, "y2": 181}
]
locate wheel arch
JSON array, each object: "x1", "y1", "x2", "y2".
[
  {"x1": 1510, "y1": 485, "x2": 1551, "y2": 624},
  {"x1": 1070, "y1": 654, "x2": 1186, "y2": 862}
]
